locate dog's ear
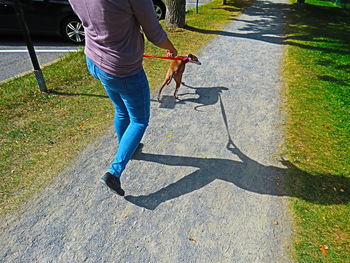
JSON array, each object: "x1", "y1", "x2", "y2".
[{"x1": 188, "y1": 54, "x2": 193, "y2": 59}]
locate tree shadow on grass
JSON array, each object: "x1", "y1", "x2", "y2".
[
  {"x1": 318, "y1": 75, "x2": 350, "y2": 86},
  {"x1": 317, "y1": 59, "x2": 350, "y2": 88},
  {"x1": 48, "y1": 90, "x2": 108, "y2": 98},
  {"x1": 125, "y1": 92, "x2": 350, "y2": 210},
  {"x1": 336, "y1": 64, "x2": 350, "y2": 72}
]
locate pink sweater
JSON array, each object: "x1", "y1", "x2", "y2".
[{"x1": 68, "y1": 0, "x2": 167, "y2": 77}]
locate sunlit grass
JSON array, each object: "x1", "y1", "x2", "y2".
[{"x1": 283, "y1": 1, "x2": 350, "y2": 262}]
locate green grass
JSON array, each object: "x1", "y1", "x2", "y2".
[
  {"x1": 283, "y1": 1, "x2": 350, "y2": 262},
  {"x1": 305, "y1": 0, "x2": 342, "y2": 7},
  {"x1": 0, "y1": 0, "x2": 252, "y2": 216}
]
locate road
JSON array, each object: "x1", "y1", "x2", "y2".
[
  {"x1": 186, "y1": 0, "x2": 212, "y2": 10},
  {"x1": 0, "y1": 35, "x2": 80, "y2": 83}
]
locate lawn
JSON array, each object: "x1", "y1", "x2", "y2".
[
  {"x1": 283, "y1": 1, "x2": 350, "y2": 262},
  {"x1": 0, "y1": 0, "x2": 252, "y2": 216}
]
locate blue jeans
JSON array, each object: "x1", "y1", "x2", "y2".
[{"x1": 86, "y1": 57, "x2": 150, "y2": 178}]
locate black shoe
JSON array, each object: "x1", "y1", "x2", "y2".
[{"x1": 100, "y1": 172, "x2": 125, "y2": 196}]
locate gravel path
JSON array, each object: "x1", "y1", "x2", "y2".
[{"x1": 0, "y1": 0, "x2": 292, "y2": 262}]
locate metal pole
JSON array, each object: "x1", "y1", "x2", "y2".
[
  {"x1": 13, "y1": 0, "x2": 48, "y2": 92},
  {"x1": 196, "y1": 0, "x2": 199, "y2": 13}
]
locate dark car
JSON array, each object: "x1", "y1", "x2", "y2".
[
  {"x1": 153, "y1": 0, "x2": 166, "y2": 20},
  {"x1": 0, "y1": 0, "x2": 166, "y2": 44}
]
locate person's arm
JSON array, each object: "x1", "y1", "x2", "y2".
[
  {"x1": 157, "y1": 38, "x2": 178, "y2": 57},
  {"x1": 129, "y1": 0, "x2": 177, "y2": 57}
]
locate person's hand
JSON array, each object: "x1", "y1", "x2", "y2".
[
  {"x1": 167, "y1": 47, "x2": 177, "y2": 58},
  {"x1": 158, "y1": 38, "x2": 178, "y2": 57}
]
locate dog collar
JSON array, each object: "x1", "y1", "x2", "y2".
[{"x1": 182, "y1": 56, "x2": 189, "y2": 63}]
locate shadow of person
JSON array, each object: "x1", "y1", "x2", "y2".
[
  {"x1": 125, "y1": 142, "x2": 350, "y2": 210},
  {"x1": 124, "y1": 145, "x2": 276, "y2": 210}
]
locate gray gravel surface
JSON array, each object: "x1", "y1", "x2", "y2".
[{"x1": 0, "y1": 0, "x2": 293, "y2": 262}]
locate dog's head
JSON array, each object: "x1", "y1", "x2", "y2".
[{"x1": 187, "y1": 54, "x2": 201, "y2": 65}]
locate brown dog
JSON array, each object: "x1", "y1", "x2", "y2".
[{"x1": 157, "y1": 54, "x2": 201, "y2": 101}]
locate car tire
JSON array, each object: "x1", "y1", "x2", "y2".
[
  {"x1": 61, "y1": 17, "x2": 85, "y2": 44},
  {"x1": 153, "y1": 0, "x2": 166, "y2": 20}
]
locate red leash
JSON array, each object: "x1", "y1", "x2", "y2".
[{"x1": 143, "y1": 55, "x2": 189, "y2": 62}]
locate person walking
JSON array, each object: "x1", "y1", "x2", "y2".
[{"x1": 68, "y1": 0, "x2": 178, "y2": 196}]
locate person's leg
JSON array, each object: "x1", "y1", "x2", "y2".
[
  {"x1": 86, "y1": 57, "x2": 130, "y2": 142},
  {"x1": 86, "y1": 57, "x2": 129, "y2": 195},
  {"x1": 108, "y1": 69, "x2": 150, "y2": 177},
  {"x1": 87, "y1": 56, "x2": 150, "y2": 182},
  {"x1": 104, "y1": 88, "x2": 130, "y2": 143}
]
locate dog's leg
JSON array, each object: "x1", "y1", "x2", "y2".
[
  {"x1": 174, "y1": 71, "x2": 185, "y2": 99},
  {"x1": 174, "y1": 82, "x2": 181, "y2": 100},
  {"x1": 157, "y1": 81, "x2": 168, "y2": 102},
  {"x1": 176, "y1": 66, "x2": 185, "y2": 86},
  {"x1": 173, "y1": 74, "x2": 182, "y2": 100},
  {"x1": 166, "y1": 73, "x2": 173, "y2": 85},
  {"x1": 157, "y1": 74, "x2": 173, "y2": 102},
  {"x1": 179, "y1": 73, "x2": 185, "y2": 86}
]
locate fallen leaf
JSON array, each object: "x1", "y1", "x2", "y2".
[
  {"x1": 273, "y1": 221, "x2": 279, "y2": 225},
  {"x1": 340, "y1": 188, "x2": 345, "y2": 192},
  {"x1": 188, "y1": 238, "x2": 196, "y2": 242},
  {"x1": 322, "y1": 216, "x2": 326, "y2": 221},
  {"x1": 319, "y1": 245, "x2": 328, "y2": 255},
  {"x1": 277, "y1": 144, "x2": 283, "y2": 147},
  {"x1": 333, "y1": 187, "x2": 337, "y2": 192},
  {"x1": 166, "y1": 135, "x2": 173, "y2": 138}
]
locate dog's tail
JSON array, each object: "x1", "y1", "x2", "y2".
[{"x1": 194, "y1": 104, "x2": 206, "y2": 112}]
